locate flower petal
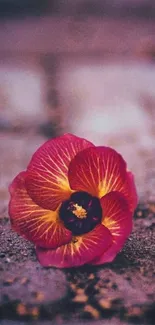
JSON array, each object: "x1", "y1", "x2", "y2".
[
  {"x1": 9, "y1": 172, "x2": 72, "y2": 248},
  {"x1": 25, "y1": 134, "x2": 94, "y2": 210},
  {"x1": 36, "y1": 224, "x2": 112, "y2": 268},
  {"x1": 91, "y1": 191, "x2": 132, "y2": 265},
  {"x1": 122, "y1": 171, "x2": 138, "y2": 213},
  {"x1": 68, "y1": 146, "x2": 127, "y2": 198}
]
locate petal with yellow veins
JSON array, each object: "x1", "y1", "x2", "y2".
[
  {"x1": 91, "y1": 191, "x2": 132, "y2": 265},
  {"x1": 9, "y1": 172, "x2": 72, "y2": 249},
  {"x1": 68, "y1": 146, "x2": 127, "y2": 198},
  {"x1": 36, "y1": 224, "x2": 112, "y2": 268},
  {"x1": 25, "y1": 134, "x2": 94, "y2": 211},
  {"x1": 122, "y1": 171, "x2": 138, "y2": 213}
]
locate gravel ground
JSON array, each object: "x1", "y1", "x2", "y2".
[{"x1": 0, "y1": 132, "x2": 155, "y2": 325}]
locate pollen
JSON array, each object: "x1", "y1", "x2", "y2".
[{"x1": 72, "y1": 203, "x2": 87, "y2": 219}]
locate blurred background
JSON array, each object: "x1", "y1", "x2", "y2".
[{"x1": 1, "y1": 0, "x2": 155, "y2": 210}]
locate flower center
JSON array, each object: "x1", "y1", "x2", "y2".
[{"x1": 59, "y1": 191, "x2": 102, "y2": 235}]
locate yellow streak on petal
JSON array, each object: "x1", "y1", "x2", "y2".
[
  {"x1": 15, "y1": 202, "x2": 62, "y2": 243},
  {"x1": 102, "y1": 216, "x2": 118, "y2": 229},
  {"x1": 102, "y1": 201, "x2": 119, "y2": 231},
  {"x1": 31, "y1": 148, "x2": 75, "y2": 199},
  {"x1": 71, "y1": 236, "x2": 83, "y2": 254}
]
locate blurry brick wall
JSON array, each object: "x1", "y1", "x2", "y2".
[
  {"x1": 0, "y1": 1, "x2": 155, "y2": 18},
  {"x1": 0, "y1": 56, "x2": 46, "y2": 128},
  {"x1": 49, "y1": 0, "x2": 155, "y2": 17},
  {"x1": 58, "y1": 57, "x2": 155, "y2": 147}
]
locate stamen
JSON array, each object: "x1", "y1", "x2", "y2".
[{"x1": 72, "y1": 203, "x2": 87, "y2": 219}]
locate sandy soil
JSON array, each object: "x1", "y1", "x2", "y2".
[{"x1": 0, "y1": 132, "x2": 155, "y2": 325}]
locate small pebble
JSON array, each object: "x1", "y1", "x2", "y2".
[
  {"x1": 126, "y1": 306, "x2": 142, "y2": 318},
  {"x1": 3, "y1": 278, "x2": 15, "y2": 286},
  {"x1": 34, "y1": 291, "x2": 45, "y2": 302},
  {"x1": 17, "y1": 303, "x2": 28, "y2": 316},
  {"x1": 88, "y1": 274, "x2": 95, "y2": 280},
  {"x1": 99, "y1": 298, "x2": 111, "y2": 309},
  {"x1": 20, "y1": 277, "x2": 29, "y2": 285},
  {"x1": 72, "y1": 294, "x2": 88, "y2": 303},
  {"x1": 5, "y1": 257, "x2": 11, "y2": 263},
  {"x1": 84, "y1": 305, "x2": 100, "y2": 319},
  {"x1": 31, "y1": 306, "x2": 39, "y2": 318}
]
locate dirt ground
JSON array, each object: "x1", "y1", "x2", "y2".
[{"x1": 0, "y1": 132, "x2": 155, "y2": 325}]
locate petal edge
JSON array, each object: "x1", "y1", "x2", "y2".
[
  {"x1": 91, "y1": 191, "x2": 132, "y2": 265},
  {"x1": 36, "y1": 224, "x2": 112, "y2": 268},
  {"x1": 9, "y1": 172, "x2": 72, "y2": 249},
  {"x1": 26, "y1": 134, "x2": 94, "y2": 210},
  {"x1": 68, "y1": 146, "x2": 127, "y2": 198}
]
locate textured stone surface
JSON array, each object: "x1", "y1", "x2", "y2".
[{"x1": 0, "y1": 204, "x2": 155, "y2": 324}]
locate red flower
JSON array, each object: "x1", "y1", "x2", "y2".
[{"x1": 9, "y1": 134, "x2": 138, "y2": 268}]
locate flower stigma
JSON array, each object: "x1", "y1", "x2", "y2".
[{"x1": 72, "y1": 203, "x2": 87, "y2": 219}]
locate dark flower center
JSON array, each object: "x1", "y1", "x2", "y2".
[{"x1": 59, "y1": 191, "x2": 102, "y2": 235}]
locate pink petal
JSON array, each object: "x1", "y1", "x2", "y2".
[
  {"x1": 25, "y1": 134, "x2": 94, "y2": 210},
  {"x1": 91, "y1": 191, "x2": 132, "y2": 265},
  {"x1": 68, "y1": 146, "x2": 127, "y2": 198},
  {"x1": 9, "y1": 172, "x2": 72, "y2": 248},
  {"x1": 123, "y1": 171, "x2": 138, "y2": 212},
  {"x1": 36, "y1": 224, "x2": 112, "y2": 268}
]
